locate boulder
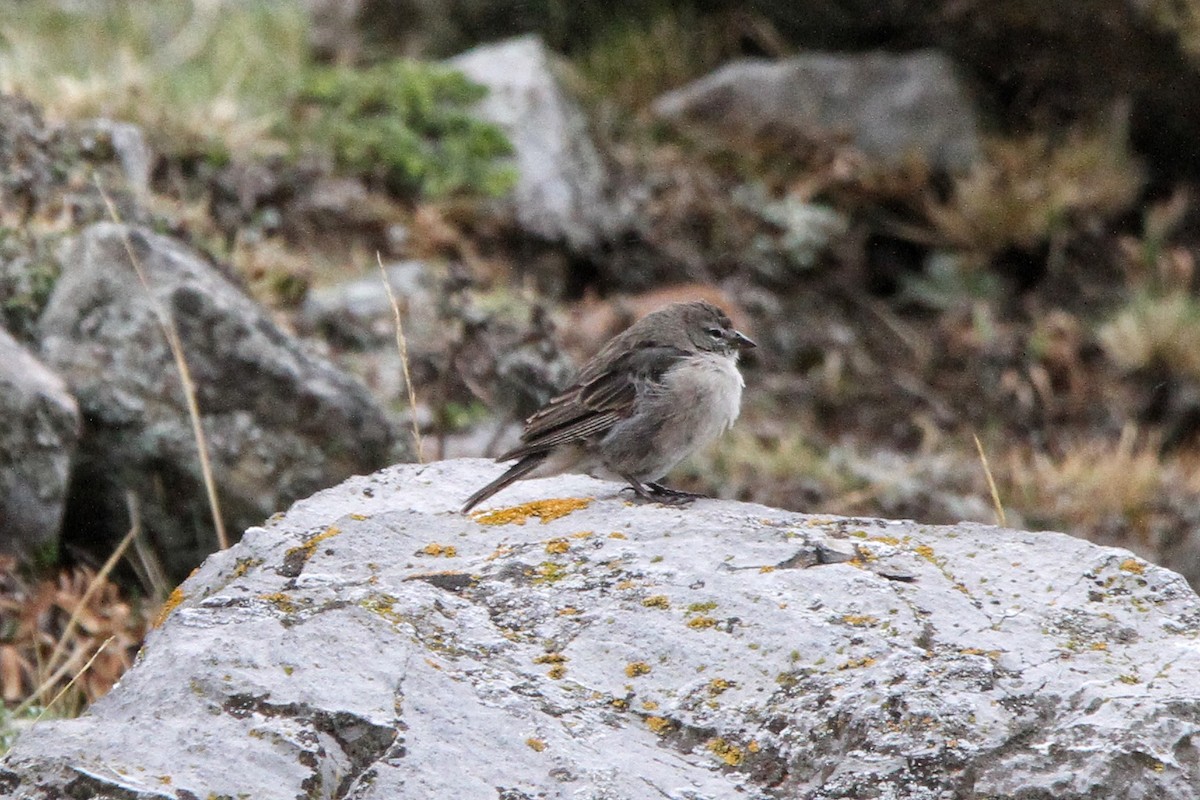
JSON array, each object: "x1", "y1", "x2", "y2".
[
  {"x1": 3, "y1": 459, "x2": 1198, "y2": 798},
  {"x1": 37, "y1": 222, "x2": 395, "y2": 580},
  {"x1": 0, "y1": 328, "x2": 80, "y2": 561},
  {"x1": 449, "y1": 35, "x2": 626, "y2": 252},
  {"x1": 653, "y1": 50, "x2": 981, "y2": 173}
]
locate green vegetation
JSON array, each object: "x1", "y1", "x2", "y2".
[
  {"x1": 294, "y1": 61, "x2": 516, "y2": 198},
  {"x1": 0, "y1": 0, "x2": 514, "y2": 199}
]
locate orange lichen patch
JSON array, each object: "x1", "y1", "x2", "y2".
[
  {"x1": 525, "y1": 737, "x2": 547, "y2": 752},
  {"x1": 707, "y1": 738, "x2": 744, "y2": 766},
  {"x1": 419, "y1": 543, "x2": 458, "y2": 558},
  {"x1": 485, "y1": 545, "x2": 514, "y2": 561},
  {"x1": 758, "y1": 565, "x2": 776, "y2": 573},
  {"x1": 285, "y1": 525, "x2": 341, "y2": 564},
  {"x1": 557, "y1": 606, "x2": 582, "y2": 616},
  {"x1": 611, "y1": 697, "x2": 630, "y2": 710},
  {"x1": 349, "y1": 513, "x2": 370, "y2": 521},
  {"x1": 547, "y1": 665, "x2": 567, "y2": 679},
  {"x1": 708, "y1": 677, "x2": 733, "y2": 695},
  {"x1": 533, "y1": 653, "x2": 567, "y2": 664},
  {"x1": 259, "y1": 592, "x2": 298, "y2": 613},
  {"x1": 642, "y1": 595, "x2": 670, "y2": 609},
  {"x1": 1090, "y1": 642, "x2": 1109, "y2": 651},
  {"x1": 608, "y1": 531, "x2": 627, "y2": 539},
  {"x1": 647, "y1": 716, "x2": 672, "y2": 735},
  {"x1": 545, "y1": 538, "x2": 570, "y2": 555},
  {"x1": 625, "y1": 661, "x2": 652, "y2": 677},
  {"x1": 153, "y1": 586, "x2": 187, "y2": 628},
  {"x1": 913, "y1": 545, "x2": 937, "y2": 562},
  {"x1": 570, "y1": 531, "x2": 594, "y2": 539},
  {"x1": 747, "y1": 740, "x2": 761, "y2": 753},
  {"x1": 642, "y1": 699, "x2": 659, "y2": 710},
  {"x1": 841, "y1": 614, "x2": 878, "y2": 627},
  {"x1": 472, "y1": 498, "x2": 592, "y2": 526},
  {"x1": 616, "y1": 579, "x2": 637, "y2": 590},
  {"x1": 1119, "y1": 558, "x2": 1146, "y2": 574},
  {"x1": 687, "y1": 616, "x2": 718, "y2": 629},
  {"x1": 838, "y1": 656, "x2": 877, "y2": 670}
]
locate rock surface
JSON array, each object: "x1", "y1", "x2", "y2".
[
  {"x1": 36, "y1": 222, "x2": 395, "y2": 580},
  {"x1": 3, "y1": 459, "x2": 1199, "y2": 798},
  {"x1": 653, "y1": 50, "x2": 981, "y2": 172},
  {"x1": 449, "y1": 35, "x2": 625, "y2": 251},
  {"x1": 0, "y1": 328, "x2": 80, "y2": 560}
]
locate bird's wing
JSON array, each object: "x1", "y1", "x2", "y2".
[{"x1": 495, "y1": 344, "x2": 688, "y2": 461}]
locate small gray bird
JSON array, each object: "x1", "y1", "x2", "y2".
[{"x1": 462, "y1": 301, "x2": 755, "y2": 512}]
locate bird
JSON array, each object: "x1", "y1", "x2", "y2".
[{"x1": 462, "y1": 300, "x2": 755, "y2": 512}]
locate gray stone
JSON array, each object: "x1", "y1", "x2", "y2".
[
  {"x1": 80, "y1": 120, "x2": 154, "y2": 199},
  {"x1": 37, "y1": 222, "x2": 395, "y2": 580},
  {"x1": 0, "y1": 328, "x2": 79, "y2": 560},
  {"x1": 653, "y1": 50, "x2": 981, "y2": 172},
  {"x1": 298, "y1": 259, "x2": 440, "y2": 351},
  {"x1": 3, "y1": 458, "x2": 1199, "y2": 798},
  {"x1": 449, "y1": 35, "x2": 626, "y2": 251}
]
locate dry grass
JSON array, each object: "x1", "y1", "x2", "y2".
[
  {"x1": 997, "y1": 426, "x2": 1166, "y2": 541},
  {"x1": 0, "y1": 0, "x2": 308, "y2": 159},
  {"x1": 923, "y1": 131, "x2": 1144, "y2": 255},
  {"x1": 1099, "y1": 290, "x2": 1200, "y2": 379},
  {"x1": 378, "y1": 252, "x2": 424, "y2": 461}
]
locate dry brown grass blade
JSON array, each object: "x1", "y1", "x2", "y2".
[
  {"x1": 31, "y1": 636, "x2": 115, "y2": 723},
  {"x1": 94, "y1": 175, "x2": 228, "y2": 550},
  {"x1": 377, "y1": 251, "x2": 424, "y2": 462},
  {"x1": 973, "y1": 432, "x2": 1007, "y2": 527},
  {"x1": 41, "y1": 492, "x2": 141, "y2": 682}
]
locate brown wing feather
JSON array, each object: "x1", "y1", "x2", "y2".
[{"x1": 494, "y1": 343, "x2": 687, "y2": 462}]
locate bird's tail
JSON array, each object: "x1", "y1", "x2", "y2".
[{"x1": 461, "y1": 453, "x2": 547, "y2": 513}]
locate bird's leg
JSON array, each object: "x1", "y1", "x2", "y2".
[
  {"x1": 618, "y1": 475, "x2": 660, "y2": 503},
  {"x1": 646, "y1": 482, "x2": 707, "y2": 502}
]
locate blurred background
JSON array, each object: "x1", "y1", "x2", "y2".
[{"x1": 3, "y1": 0, "x2": 1200, "y2": 736}]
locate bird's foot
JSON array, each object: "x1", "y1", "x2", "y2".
[{"x1": 620, "y1": 480, "x2": 706, "y2": 506}]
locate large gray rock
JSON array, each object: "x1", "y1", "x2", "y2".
[
  {"x1": 653, "y1": 50, "x2": 981, "y2": 172},
  {"x1": 37, "y1": 222, "x2": 395, "y2": 580},
  {"x1": 3, "y1": 459, "x2": 1198, "y2": 798},
  {"x1": 0, "y1": 328, "x2": 80, "y2": 561},
  {"x1": 449, "y1": 35, "x2": 626, "y2": 251}
]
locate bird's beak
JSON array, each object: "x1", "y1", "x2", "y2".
[{"x1": 731, "y1": 330, "x2": 756, "y2": 350}]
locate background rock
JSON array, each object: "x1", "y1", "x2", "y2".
[
  {"x1": 653, "y1": 50, "x2": 981, "y2": 172},
  {"x1": 449, "y1": 35, "x2": 627, "y2": 253},
  {"x1": 3, "y1": 459, "x2": 1198, "y2": 798},
  {"x1": 37, "y1": 222, "x2": 396, "y2": 580},
  {"x1": 0, "y1": 328, "x2": 79, "y2": 561}
]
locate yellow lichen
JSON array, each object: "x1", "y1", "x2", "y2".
[
  {"x1": 616, "y1": 579, "x2": 637, "y2": 590},
  {"x1": 419, "y1": 543, "x2": 458, "y2": 558},
  {"x1": 350, "y1": 513, "x2": 369, "y2": 521},
  {"x1": 259, "y1": 592, "x2": 298, "y2": 613},
  {"x1": 231, "y1": 557, "x2": 262, "y2": 579},
  {"x1": 547, "y1": 665, "x2": 567, "y2": 680},
  {"x1": 1119, "y1": 558, "x2": 1146, "y2": 574},
  {"x1": 758, "y1": 565, "x2": 776, "y2": 573},
  {"x1": 608, "y1": 531, "x2": 627, "y2": 539},
  {"x1": 570, "y1": 531, "x2": 594, "y2": 539},
  {"x1": 837, "y1": 656, "x2": 877, "y2": 670},
  {"x1": 625, "y1": 661, "x2": 652, "y2": 677},
  {"x1": 285, "y1": 525, "x2": 341, "y2": 564},
  {"x1": 472, "y1": 498, "x2": 592, "y2": 526},
  {"x1": 707, "y1": 738, "x2": 744, "y2": 766},
  {"x1": 532, "y1": 562, "x2": 569, "y2": 584},
  {"x1": 687, "y1": 601, "x2": 718, "y2": 614},
  {"x1": 747, "y1": 740, "x2": 760, "y2": 753},
  {"x1": 914, "y1": 544, "x2": 937, "y2": 562},
  {"x1": 642, "y1": 700, "x2": 659, "y2": 710},
  {"x1": 687, "y1": 616, "x2": 718, "y2": 629},
  {"x1": 557, "y1": 606, "x2": 582, "y2": 616},
  {"x1": 152, "y1": 585, "x2": 187, "y2": 627},
  {"x1": 525, "y1": 737, "x2": 546, "y2": 752},
  {"x1": 841, "y1": 614, "x2": 878, "y2": 627},
  {"x1": 708, "y1": 677, "x2": 733, "y2": 695},
  {"x1": 611, "y1": 697, "x2": 629, "y2": 710},
  {"x1": 533, "y1": 653, "x2": 567, "y2": 664},
  {"x1": 545, "y1": 538, "x2": 570, "y2": 554},
  {"x1": 646, "y1": 716, "x2": 672, "y2": 735},
  {"x1": 642, "y1": 595, "x2": 670, "y2": 609}
]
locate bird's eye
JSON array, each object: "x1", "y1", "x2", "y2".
[{"x1": 706, "y1": 327, "x2": 723, "y2": 339}]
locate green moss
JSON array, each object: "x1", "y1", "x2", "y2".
[{"x1": 290, "y1": 60, "x2": 516, "y2": 200}]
